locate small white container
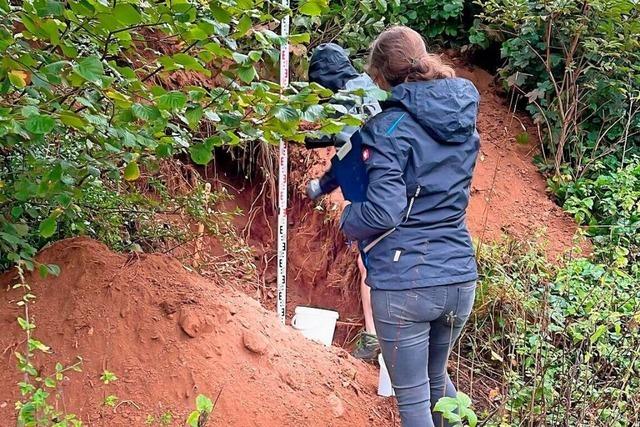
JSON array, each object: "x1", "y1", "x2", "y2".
[
  {"x1": 378, "y1": 353, "x2": 395, "y2": 397},
  {"x1": 291, "y1": 306, "x2": 339, "y2": 346}
]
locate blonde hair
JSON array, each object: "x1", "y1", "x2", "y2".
[{"x1": 368, "y1": 26, "x2": 455, "y2": 87}]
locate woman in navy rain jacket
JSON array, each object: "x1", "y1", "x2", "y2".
[{"x1": 340, "y1": 26, "x2": 480, "y2": 427}]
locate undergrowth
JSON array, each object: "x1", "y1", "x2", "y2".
[{"x1": 464, "y1": 236, "x2": 640, "y2": 425}]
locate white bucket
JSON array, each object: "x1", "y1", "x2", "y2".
[
  {"x1": 378, "y1": 353, "x2": 395, "y2": 397},
  {"x1": 291, "y1": 306, "x2": 339, "y2": 346}
]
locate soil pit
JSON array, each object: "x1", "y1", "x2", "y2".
[{"x1": 198, "y1": 64, "x2": 588, "y2": 351}]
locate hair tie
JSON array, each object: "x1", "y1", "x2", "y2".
[{"x1": 409, "y1": 54, "x2": 425, "y2": 71}]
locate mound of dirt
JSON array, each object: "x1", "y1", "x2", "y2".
[{"x1": 0, "y1": 237, "x2": 396, "y2": 426}]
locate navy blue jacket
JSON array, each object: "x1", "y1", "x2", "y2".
[
  {"x1": 340, "y1": 78, "x2": 480, "y2": 290},
  {"x1": 308, "y1": 43, "x2": 359, "y2": 92}
]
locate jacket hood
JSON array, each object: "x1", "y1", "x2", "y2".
[
  {"x1": 308, "y1": 43, "x2": 359, "y2": 92},
  {"x1": 389, "y1": 78, "x2": 479, "y2": 144}
]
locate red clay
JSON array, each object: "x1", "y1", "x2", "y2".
[{"x1": 0, "y1": 238, "x2": 397, "y2": 426}]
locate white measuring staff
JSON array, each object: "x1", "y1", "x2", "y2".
[{"x1": 276, "y1": 0, "x2": 290, "y2": 325}]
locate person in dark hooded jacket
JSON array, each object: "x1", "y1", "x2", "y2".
[
  {"x1": 305, "y1": 43, "x2": 383, "y2": 361},
  {"x1": 305, "y1": 43, "x2": 381, "y2": 202},
  {"x1": 340, "y1": 26, "x2": 480, "y2": 427}
]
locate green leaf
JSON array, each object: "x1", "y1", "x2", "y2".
[
  {"x1": 173, "y1": 53, "x2": 207, "y2": 73},
  {"x1": 302, "y1": 104, "x2": 324, "y2": 121},
  {"x1": 232, "y1": 52, "x2": 249, "y2": 64},
  {"x1": 189, "y1": 143, "x2": 213, "y2": 165},
  {"x1": 132, "y1": 104, "x2": 161, "y2": 121},
  {"x1": 113, "y1": 3, "x2": 141, "y2": 26},
  {"x1": 210, "y1": 4, "x2": 232, "y2": 23},
  {"x1": 25, "y1": 115, "x2": 55, "y2": 134},
  {"x1": 47, "y1": 264, "x2": 61, "y2": 276},
  {"x1": 34, "y1": 0, "x2": 64, "y2": 17},
  {"x1": 456, "y1": 391, "x2": 472, "y2": 407},
  {"x1": 273, "y1": 105, "x2": 299, "y2": 123},
  {"x1": 74, "y1": 56, "x2": 104, "y2": 82},
  {"x1": 515, "y1": 132, "x2": 530, "y2": 145},
  {"x1": 186, "y1": 411, "x2": 199, "y2": 427},
  {"x1": 59, "y1": 111, "x2": 87, "y2": 129},
  {"x1": 8, "y1": 70, "x2": 28, "y2": 87},
  {"x1": 39, "y1": 217, "x2": 57, "y2": 238},
  {"x1": 196, "y1": 394, "x2": 213, "y2": 413},
  {"x1": 157, "y1": 92, "x2": 187, "y2": 110},
  {"x1": 204, "y1": 42, "x2": 232, "y2": 58},
  {"x1": 39, "y1": 264, "x2": 49, "y2": 278},
  {"x1": 235, "y1": 0, "x2": 254, "y2": 9},
  {"x1": 289, "y1": 33, "x2": 310, "y2": 44},
  {"x1": 462, "y1": 407, "x2": 478, "y2": 427},
  {"x1": 156, "y1": 144, "x2": 173, "y2": 158},
  {"x1": 123, "y1": 162, "x2": 141, "y2": 181},
  {"x1": 433, "y1": 396, "x2": 458, "y2": 414},
  {"x1": 248, "y1": 50, "x2": 262, "y2": 62},
  {"x1": 299, "y1": 0, "x2": 325, "y2": 16},
  {"x1": 590, "y1": 324, "x2": 608, "y2": 344},
  {"x1": 238, "y1": 65, "x2": 257, "y2": 83},
  {"x1": 235, "y1": 14, "x2": 252, "y2": 36},
  {"x1": 185, "y1": 105, "x2": 204, "y2": 129}
]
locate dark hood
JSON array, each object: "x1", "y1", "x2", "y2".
[
  {"x1": 389, "y1": 78, "x2": 479, "y2": 145},
  {"x1": 308, "y1": 43, "x2": 359, "y2": 92}
]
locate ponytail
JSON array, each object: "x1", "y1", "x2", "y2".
[
  {"x1": 405, "y1": 54, "x2": 455, "y2": 83},
  {"x1": 369, "y1": 26, "x2": 455, "y2": 88}
]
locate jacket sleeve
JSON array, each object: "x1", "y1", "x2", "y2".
[
  {"x1": 339, "y1": 118, "x2": 408, "y2": 241},
  {"x1": 319, "y1": 166, "x2": 339, "y2": 194}
]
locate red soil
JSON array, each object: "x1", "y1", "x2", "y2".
[
  {"x1": 0, "y1": 238, "x2": 397, "y2": 426},
  {"x1": 456, "y1": 65, "x2": 588, "y2": 259}
]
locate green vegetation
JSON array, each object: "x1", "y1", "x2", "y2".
[
  {"x1": 13, "y1": 261, "x2": 83, "y2": 427},
  {"x1": 434, "y1": 391, "x2": 478, "y2": 427},
  {"x1": 477, "y1": 0, "x2": 640, "y2": 178},
  {"x1": 0, "y1": 0, "x2": 344, "y2": 271},
  {"x1": 466, "y1": 237, "x2": 640, "y2": 425},
  {"x1": 1, "y1": 0, "x2": 340, "y2": 424},
  {"x1": 187, "y1": 394, "x2": 218, "y2": 427}
]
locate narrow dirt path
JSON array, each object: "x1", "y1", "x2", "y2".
[{"x1": 456, "y1": 65, "x2": 588, "y2": 259}]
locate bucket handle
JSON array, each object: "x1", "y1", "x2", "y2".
[{"x1": 291, "y1": 314, "x2": 299, "y2": 328}]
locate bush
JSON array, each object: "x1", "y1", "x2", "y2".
[
  {"x1": 555, "y1": 156, "x2": 640, "y2": 271},
  {"x1": 392, "y1": 0, "x2": 467, "y2": 41},
  {"x1": 469, "y1": 238, "x2": 640, "y2": 425},
  {"x1": 0, "y1": 0, "x2": 341, "y2": 270},
  {"x1": 476, "y1": 0, "x2": 640, "y2": 177}
]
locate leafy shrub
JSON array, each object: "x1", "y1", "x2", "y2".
[
  {"x1": 297, "y1": 0, "x2": 477, "y2": 63},
  {"x1": 295, "y1": 0, "x2": 393, "y2": 57},
  {"x1": 468, "y1": 238, "x2": 640, "y2": 425},
  {"x1": 0, "y1": 0, "x2": 341, "y2": 270},
  {"x1": 475, "y1": 0, "x2": 640, "y2": 177},
  {"x1": 392, "y1": 0, "x2": 467, "y2": 41},
  {"x1": 556, "y1": 156, "x2": 640, "y2": 271}
]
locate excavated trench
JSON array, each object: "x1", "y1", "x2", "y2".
[{"x1": 200, "y1": 145, "x2": 366, "y2": 347}]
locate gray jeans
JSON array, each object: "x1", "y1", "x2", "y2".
[{"x1": 371, "y1": 281, "x2": 476, "y2": 427}]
